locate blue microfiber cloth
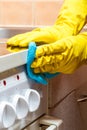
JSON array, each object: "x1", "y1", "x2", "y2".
[{"x1": 26, "y1": 42, "x2": 59, "y2": 85}]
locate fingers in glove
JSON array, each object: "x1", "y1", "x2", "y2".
[
  {"x1": 7, "y1": 27, "x2": 58, "y2": 48},
  {"x1": 33, "y1": 63, "x2": 60, "y2": 73},
  {"x1": 35, "y1": 38, "x2": 72, "y2": 58},
  {"x1": 7, "y1": 46, "x2": 27, "y2": 52},
  {"x1": 32, "y1": 56, "x2": 74, "y2": 74},
  {"x1": 31, "y1": 44, "x2": 72, "y2": 73},
  {"x1": 18, "y1": 29, "x2": 58, "y2": 47},
  {"x1": 7, "y1": 32, "x2": 30, "y2": 46},
  {"x1": 31, "y1": 54, "x2": 63, "y2": 68}
]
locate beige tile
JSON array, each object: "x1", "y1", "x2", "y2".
[
  {"x1": 0, "y1": 1, "x2": 33, "y2": 25},
  {"x1": 34, "y1": 1, "x2": 63, "y2": 26},
  {"x1": 0, "y1": 2, "x2": 2, "y2": 24},
  {"x1": 32, "y1": 0, "x2": 62, "y2": 1},
  {"x1": 0, "y1": 0, "x2": 33, "y2": 1}
]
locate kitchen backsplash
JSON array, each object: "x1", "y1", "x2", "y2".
[{"x1": 0, "y1": 0, "x2": 63, "y2": 26}]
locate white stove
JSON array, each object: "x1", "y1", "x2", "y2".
[
  {"x1": 0, "y1": 27, "x2": 62, "y2": 130},
  {"x1": 0, "y1": 65, "x2": 47, "y2": 130}
]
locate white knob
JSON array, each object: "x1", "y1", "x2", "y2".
[
  {"x1": 0, "y1": 101, "x2": 16, "y2": 128},
  {"x1": 24, "y1": 89, "x2": 40, "y2": 112},
  {"x1": 12, "y1": 95, "x2": 29, "y2": 119}
]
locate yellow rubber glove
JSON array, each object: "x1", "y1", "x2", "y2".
[
  {"x1": 7, "y1": 0, "x2": 87, "y2": 52},
  {"x1": 31, "y1": 32, "x2": 87, "y2": 74}
]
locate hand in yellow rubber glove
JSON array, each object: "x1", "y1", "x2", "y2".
[
  {"x1": 7, "y1": 0, "x2": 87, "y2": 52},
  {"x1": 31, "y1": 32, "x2": 87, "y2": 74}
]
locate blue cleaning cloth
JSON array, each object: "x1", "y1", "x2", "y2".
[{"x1": 27, "y1": 42, "x2": 59, "y2": 85}]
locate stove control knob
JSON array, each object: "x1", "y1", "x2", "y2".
[
  {"x1": 0, "y1": 101, "x2": 16, "y2": 128},
  {"x1": 24, "y1": 89, "x2": 40, "y2": 112},
  {"x1": 11, "y1": 95, "x2": 29, "y2": 119}
]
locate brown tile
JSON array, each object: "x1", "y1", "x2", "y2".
[
  {"x1": 0, "y1": 1, "x2": 33, "y2": 25},
  {"x1": 34, "y1": 1, "x2": 63, "y2": 26}
]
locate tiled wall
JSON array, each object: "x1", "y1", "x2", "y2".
[{"x1": 0, "y1": 0, "x2": 64, "y2": 26}]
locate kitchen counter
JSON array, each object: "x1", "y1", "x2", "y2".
[{"x1": 0, "y1": 27, "x2": 36, "y2": 73}]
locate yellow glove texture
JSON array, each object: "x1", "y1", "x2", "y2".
[
  {"x1": 31, "y1": 32, "x2": 87, "y2": 74},
  {"x1": 7, "y1": 0, "x2": 87, "y2": 52}
]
